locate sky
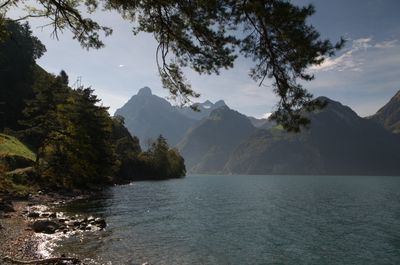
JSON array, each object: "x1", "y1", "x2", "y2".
[{"x1": 7, "y1": 0, "x2": 400, "y2": 118}]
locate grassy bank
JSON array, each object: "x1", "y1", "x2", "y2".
[
  {"x1": 0, "y1": 134, "x2": 35, "y2": 161},
  {"x1": 0, "y1": 134, "x2": 37, "y2": 196}
]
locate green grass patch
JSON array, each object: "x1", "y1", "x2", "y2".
[
  {"x1": 0, "y1": 176, "x2": 36, "y2": 196},
  {"x1": 0, "y1": 133, "x2": 35, "y2": 161}
]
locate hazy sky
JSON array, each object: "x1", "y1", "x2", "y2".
[{"x1": 8, "y1": 0, "x2": 400, "y2": 118}]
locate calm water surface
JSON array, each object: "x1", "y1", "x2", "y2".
[{"x1": 55, "y1": 175, "x2": 400, "y2": 265}]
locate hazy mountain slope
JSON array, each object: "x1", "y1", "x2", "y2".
[
  {"x1": 114, "y1": 87, "x2": 196, "y2": 147},
  {"x1": 225, "y1": 97, "x2": 400, "y2": 175},
  {"x1": 248, "y1": 117, "x2": 275, "y2": 129},
  {"x1": 178, "y1": 106, "x2": 256, "y2": 173},
  {"x1": 369, "y1": 90, "x2": 400, "y2": 133}
]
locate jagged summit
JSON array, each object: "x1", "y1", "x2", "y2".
[
  {"x1": 137, "y1": 86, "x2": 152, "y2": 96},
  {"x1": 177, "y1": 99, "x2": 228, "y2": 120}
]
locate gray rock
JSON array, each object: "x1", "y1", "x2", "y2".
[
  {"x1": 94, "y1": 218, "x2": 106, "y2": 229},
  {"x1": 5, "y1": 167, "x2": 36, "y2": 183},
  {"x1": 30, "y1": 220, "x2": 60, "y2": 234},
  {"x1": 49, "y1": 212, "x2": 57, "y2": 218},
  {"x1": 0, "y1": 154, "x2": 34, "y2": 171},
  {"x1": 27, "y1": 212, "x2": 40, "y2": 218}
]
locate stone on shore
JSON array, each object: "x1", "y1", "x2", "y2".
[
  {"x1": 27, "y1": 212, "x2": 40, "y2": 218},
  {"x1": 30, "y1": 220, "x2": 60, "y2": 234},
  {"x1": 94, "y1": 218, "x2": 107, "y2": 229}
]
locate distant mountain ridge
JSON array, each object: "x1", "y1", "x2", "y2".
[
  {"x1": 114, "y1": 87, "x2": 232, "y2": 148},
  {"x1": 225, "y1": 97, "x2": 400, "y2": 175},
  {"x1": 115, "y1": 87, "x2": 400, "y2": 176},
  {"x1": 176, "y1": 99, "x2": 227, "y2": 120},
  {"x1": 369, "y1": 90, "x2": 400, "y2": 133}
]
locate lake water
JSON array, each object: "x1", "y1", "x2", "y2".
[{"x1": 54, "y1": 175, "x2": 400, "y2": 265}]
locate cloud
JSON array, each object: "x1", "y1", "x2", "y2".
[
  {"x1": 261, "y1": 112, "x2": 272, "y2": 119},
  {"x1": 118, "y1": 64, "x2": 125, "y2": 68},
  {"x1": 352, "y1": 37, "x2": 372, "y2": 50},
  {"x1": 310, "y1": 37, "x2": 398, "y2": 73},
  {"x1": 375, "y1": 40, "x2": 398, "y2": 49}
]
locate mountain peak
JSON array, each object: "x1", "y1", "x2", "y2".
[
  {"x1": 390, "y1": 89, "x2": 400, "y2": 103},
  {"x1": 215, "y1": 100, "x2": 226, "y2": 107},
  {"x1": 370, "y1": 89, "x2": 400, "y2": 133},
  {"x1": 138, "y1": 86, "x2": 152, "y2": 96},
  {"x1": 311, "y1": 96, "x2": 360, "y2": 125}
]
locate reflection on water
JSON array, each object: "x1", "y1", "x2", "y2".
[{"x1": 55, "y1": 175, "x2": 400, "y2": 265}]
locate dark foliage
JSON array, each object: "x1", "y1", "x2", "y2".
[
  {"x1": 0, "y1": 20, "x2": 46, "y2": 131},
  {"x1": 134, "y1": 135, "x2": 186, "y2": 180},
  {"x1": 0, "y1": 20, "x2": 186, "y2": 190},
  {"x1": 3, "y1": 0, "x2": 344, "y2": 131}
]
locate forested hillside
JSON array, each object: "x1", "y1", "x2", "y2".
[{"x1": 0, "y1": 20, "x2": 186, "y2": 195}]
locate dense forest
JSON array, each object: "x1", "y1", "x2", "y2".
[{"x1": 0, "y1": 20, "x2": 185, "y2": 194}]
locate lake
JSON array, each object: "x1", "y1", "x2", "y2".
[{"x1": 54, "y1": 175, "x2": 400, "y2": 265}]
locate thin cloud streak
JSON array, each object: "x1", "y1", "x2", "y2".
[{"x1": 310, "y1": 38, "x2": 398, "y2": 73}]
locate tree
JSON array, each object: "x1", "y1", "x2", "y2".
[
  {"x1": 21, "y1": 70, "x2": 118, "y2": 188},
  {"x1": 21, "y1": 71, "x2": 69, "y2": 162},
  {"x1": 0, "y1": 20, "x2": 46, "y2": 131},
  {"x1": 46, "y1": 86, "x2": 117, "y2": 187},
  {"x1": 149, "y1": 135, "x2": 170, "y2": 175},
  {"x1": 2, "y1": 0, "x2": 344, "y2": 131},
  {"x1": 143, "y1": 135, "x2": 185, "y2": 179},
  {"x1": 167, "y1": 148, "x2": 186, "y2": 178}
]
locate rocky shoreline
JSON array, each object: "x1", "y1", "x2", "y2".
[{"x1": 0, "y1": 193, "x2": 107, "y2": 264}]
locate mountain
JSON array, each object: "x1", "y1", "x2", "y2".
[
  {"x1": 114, "y1": 87, "x2": 196, "y2": 147},
  {"x1": 176, "y1": 100, "x2": 227, "y2": 120},
  {"x1": 224, "y1": 97, "x2": 400, "y2": 175},
  {"x1": 115, "y1": 88, "x2": 400, "y2": 176},
  {"x1": 369, "y1": 90, "x2": 400, "y2": 133},
  {"x1": 177, "y1": 106, "x2": 256, "y2": 173}
]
